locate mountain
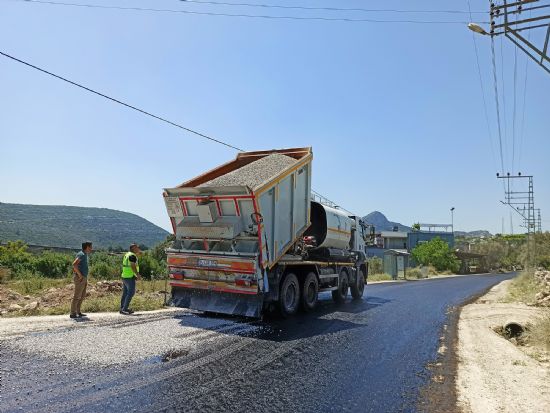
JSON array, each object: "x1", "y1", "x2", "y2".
[
  {"x1": 362, "y1": 211, "x2": 411, "y2": 233},
  {"x1": 454, "y1": 230, "x2": 492, "y2": 238},
  {"x1": 0, "y1": 203, "x2": 169, "y2": 249}
]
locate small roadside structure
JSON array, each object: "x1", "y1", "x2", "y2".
[
  {"x1": 384, "y1": 249, "x2": 410, "y2": 279},
  {"x1": 454, "y1": 250, "x2": 486, "y2": 274}
]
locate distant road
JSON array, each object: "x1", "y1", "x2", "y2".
[{"x1": 1, "y1": 273, "x2": 516, "y2": 413}]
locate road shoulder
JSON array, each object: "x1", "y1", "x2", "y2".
[{"x1": 456, "y1": 280, "x2": 550, "y2": 413}]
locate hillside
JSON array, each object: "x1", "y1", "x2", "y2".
[
  {"x1": 363, "y1": 211, "x2": 412, "y2": 232},
  {"x1": 362, "y1": 211, "x2": 491, "y2": 237},
  {"x1": 0, "y1": 203, "x2": 169, "y2": 249}
]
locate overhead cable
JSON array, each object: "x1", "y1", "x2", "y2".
[
  {"x1": 0, "y1": 50, "x2": 244, "y2": 151},
  {"x1": 177, "y1": 0, "x2": 486, "y2": 15},
  {"x1": 13, "y1": 0, "x2": 484, "y2": 24}
]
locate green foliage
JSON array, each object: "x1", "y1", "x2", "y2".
[
  {"x1": 367, "y1": 257, "x2": 383, "y2": 275},
  {"x1": 411, "y1": 223, "x2": 421, "y2": 231},
  {"x1": 150, "y1": 235, "x2": 176, "y2": 263},
  {"x1": 33, "y1": 251, "x2": 73, "y2": 278},
  {"x1": 533, "y1": 232, "x2": 550, "y2": 269},
  {"x1": 411, "y1": 237, "x2": 459, "y2": 273},
  {"x1": 138, "y1": 252, "x2": 167, "y2": 280},
  {"x1": 90, "y1": 261, "x2": 118, "y2": 279},
  {"x1": 0, "y1": 240, "x2": 34, "y2": 275},
  {"x1": 89, "y1": 251, "x2": 120, "y2": 279}
]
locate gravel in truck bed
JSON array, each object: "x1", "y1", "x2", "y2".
[{"x1": 199, "y1": 153, "x2": 298, "y2": 189}]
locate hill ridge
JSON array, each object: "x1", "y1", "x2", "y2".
[{"x1": 0, "y1": 202, "x2": 169, "y2": 249}]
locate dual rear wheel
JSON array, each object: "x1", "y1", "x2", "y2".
[
  {"x1": 279, "y1": 268, "x2": 364, "y2": 317},
  {"x1": 279, "y1": 272, "x2": 318, "y2": 317}
]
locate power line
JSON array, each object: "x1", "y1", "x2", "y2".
[
  {"x1": 499, "y1": 37, "x2": 508, "y2": 173},
  {"x1": 0, "y1": 50, "x2": 244, "y2": 151},
  {"x1": 518, "y1": 9, "x2": 534, "y2": 172},
  {"x1": 466, "y1": 0, "x2": 497, "y2": 171},
  {"x1": 512, "y1": 44, "x2": 518, "y2": 175},
  {"x1": 0, "y1": 49, "x2": 344, "y2": 208},
  {"x1": 490, "y1": 37, "x2": 506, "y2": 175},
  {"x1": 177, "y1": 0, "x2": 486, "y2": 15},
  {"x1": 11, "y1": 0, "x2": 483, "y2": 24}
]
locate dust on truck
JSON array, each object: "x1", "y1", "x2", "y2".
[{"x1": 162, "y1": 147, "x2": 369, "y2": 318}]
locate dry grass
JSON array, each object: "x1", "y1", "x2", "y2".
[
  {"x1": 504, "y1": 270, "x2": 540, "y2": 304},
  {"x1": 406, "y1": 268, "x2": 424, "y2": 279},
  {"x1": 8, "y1": 277, "x2": 71, "y2": 295},
  {"x1": 368, "y1": 273, "x2": 393, "y2": 282},
  {"x1": 3, "y1": 276, "x2": 169, "y2": 316},
  {"x1": 528, "y1": 311, "x2": 550, "y2": 351}
]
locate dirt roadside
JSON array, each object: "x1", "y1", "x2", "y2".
[{"x1": 456, "y1": 280, "x2": 550, "y2": 413}]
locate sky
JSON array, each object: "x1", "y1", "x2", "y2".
[{"x1": 0, "y1": 0, "x2": 549, "y2": 235}]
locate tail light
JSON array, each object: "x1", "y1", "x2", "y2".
[
  {"x1": 235, "y1": 278, "x2": 257, "y2": 287},
  {"x1": 169, "y1": 270, "x2": 185, "y2": 280}
]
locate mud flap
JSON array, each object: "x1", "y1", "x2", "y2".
[{"x1": 172, "y1": 287, "x2": 263, "y2": 318}]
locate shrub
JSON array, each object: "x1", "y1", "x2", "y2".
[
  {"x1": 406, "y1": 268, "x2": 424, "y2": 279},
  {"x1": 411, "y1": 237, "x2": 459, "y2": 273},
  {"x1": 138, "y1": 252, "x2": 167, "y2": 280},
  {"x1": 33, "y1": 252, "x2": 72, "y2": 278},
  {"x1": 367, "y1": 257, "x2": 383, "y2": 275},
  {"x1": 0, "y1": 241, "x2": 35, "y2": 276},
  {"x1": 90, "y1": 261, "x2": 118, "y2": 279}
]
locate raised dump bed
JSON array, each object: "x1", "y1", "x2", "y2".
[{"x1": 163, "y1": 147, "x2": 312, "y2": 270}]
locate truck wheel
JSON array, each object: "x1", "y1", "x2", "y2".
[
  {"x1": 351, "y1": 269, "x2": 365, "y2": 300},
  {"x1": 279, "y1": 273, "x2": 300, "y2": 317},
  {"x1": 332, "y1": 270, "x2": 349, "y2": 304},
  {"x1": 301, "y1": 272, "x2": 319, "y2": 312}
]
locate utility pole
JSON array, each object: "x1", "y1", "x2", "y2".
[
  {"x1": 497, "y1": 172, "x2": 537, "y2": 268},
  {"x1": 489, "y1": 0, "x2": 550, "y2": 75}
]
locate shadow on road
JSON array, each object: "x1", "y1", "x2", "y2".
[{"x1": 171, "y1": 293, "x2": 391, "y2": 342}]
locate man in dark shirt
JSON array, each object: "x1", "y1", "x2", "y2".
[{"x1": 70, "y1": 241, "x2": 93, "y2": 319}]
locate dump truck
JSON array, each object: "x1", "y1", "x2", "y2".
[{"x1": 163, "y1": 147, "x2": 370, "y2": 318}]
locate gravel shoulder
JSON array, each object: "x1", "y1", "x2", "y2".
[
  {"x1": 456, "y1": 280, "x2": 550, "y2": 413},
  {"x1": 0, "y1": 308, "x2": 182, "y2": 339}
]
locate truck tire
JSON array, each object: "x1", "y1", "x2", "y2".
[
  {"x1": 279, "y1": 273, "x2": 300, "y2": 317},
  {"x1": 332, "y1": 270, "x2": 349, "y2": 304},
  {"x1": 351, "y1": 269, "x2": 365, "y2": 300},
  {"x1": 301, "y1": 272, "x2": 319, "y2": 312}
]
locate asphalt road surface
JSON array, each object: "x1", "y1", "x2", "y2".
[{"x1": 0, "y1": 273, "x2": 516, "y2": 413}]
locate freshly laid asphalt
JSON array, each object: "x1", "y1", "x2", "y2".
[{"x1": 0, "y1": 273, "x2": 516, "y2": 413}]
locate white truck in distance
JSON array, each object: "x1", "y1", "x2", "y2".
[{"x1": 163, "y1": 147, "x2": 370, "y2": 317}]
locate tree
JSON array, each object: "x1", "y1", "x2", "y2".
[
  {"x1": 411, "y1": 237, "x2": 459, "y2": 273},
  {"x1": 411, "y1": 223, "x2": 421, "y2": 231}
]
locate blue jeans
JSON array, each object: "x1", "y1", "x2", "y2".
[{"x1": 120, "y1": 277, "x2": 136, "y2": 311}]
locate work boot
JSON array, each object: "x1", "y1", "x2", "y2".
[
  {"x1": 70, "y1": 314, "x2": 78, "y2": 319},
  {"x1": 127, "y1": 309, "x2": 135, "y2": 314},
  {"x1": 120, "y1": 310, "x2": 131, "y2": 315},
  {"x1": 77, "y1": 313, "x2": 87, "y2": 318}
]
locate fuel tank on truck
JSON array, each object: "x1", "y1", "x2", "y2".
[{"x1": 304, "y1": 201, "x2": 352, "y2": 250}]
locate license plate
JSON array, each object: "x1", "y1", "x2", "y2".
[{"x1": 197, "y1": 259, "x2": 218, "y2": 267}]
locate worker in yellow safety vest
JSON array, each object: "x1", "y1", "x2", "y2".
[{"x1": 120, "y1": 243, "x2": 142, "y2": 315}]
